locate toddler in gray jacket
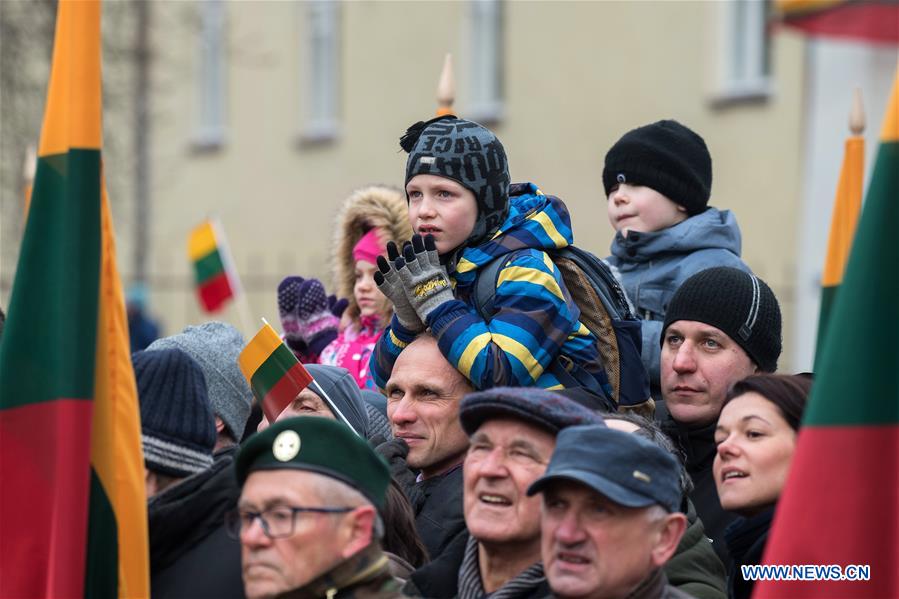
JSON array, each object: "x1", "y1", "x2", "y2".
[{"x1": 603, "y1": 120, "x2": 751, "y2": 396}]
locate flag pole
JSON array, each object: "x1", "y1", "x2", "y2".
[
  {"x1": 210, "y1": 217, "x2": 253, "y2": 337},
  {"x1": 436, "y1": 53, "x2": 455, "y2": 116}
]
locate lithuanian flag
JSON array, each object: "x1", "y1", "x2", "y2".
[
  {"x1": 239, "y1": 322, "x2": 314, "y2": 422},
  {"x1": 0, "y1": 1, "x2": 149, "y2": 597},
  {"x1": 188, "y1": 219, "x2": 238, "y2": 313},
  {"x1": 814, "y1": 116, "x2": 864, "y2": 363},
  {"x1": 756, "y1": 69, "x2": 899, "y2": 598},
  {"x1": 776, "y1": 0, "x2": 899, "y2": 43}
]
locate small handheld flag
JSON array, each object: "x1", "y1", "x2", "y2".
[
  {"x1": 188, "y1": 219, "x2": 238, "y2": 313},
  {"x1": 238, "y1": 320, "x2": 357, "y2": 433}
]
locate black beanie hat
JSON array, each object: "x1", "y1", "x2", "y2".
[
  {"x1": 661, "y1": 267, "x2": 782, "y2": 372},
  {"x1": 603, "y1": 119, "x2": 712, "y2": 216},
  {"x1": 401, "y1": 115, "x2": 511, "y2": 247},
  {"x1": 133, "y1": 348, "x2": 217, "y2": 478}
]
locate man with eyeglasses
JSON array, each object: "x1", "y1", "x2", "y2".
[{"x1": 229, "y1": 416, "x2": 404, "y2": 599}]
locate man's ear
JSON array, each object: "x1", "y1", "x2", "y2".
[
  {"x1": 340, "y1": 505, "x2": 377, "y2": 559},
  {"x1": 650, "y1": 513, "x2": 687, "y2": 567},
  {"x1": 215, "y1": 417, "x2": 226, "y2": 434},
  {"x1": 676, "y1": 204, "x2": 687, "y2": 213}
]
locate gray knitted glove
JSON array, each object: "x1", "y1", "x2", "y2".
[
  {"x1": 374, "y1": 241, "x2": 425, "y2": 333},
  {"x1": 396, "y1": 234, "x2": 455, "y2": 324}
]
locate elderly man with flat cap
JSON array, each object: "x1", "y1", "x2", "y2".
[
  {"x1": 230, "y1": 417, "x2": 403, "y2": 599},
  {"x1": 405, "y1": 387, "x2": 603, "y2": 598},
  {"x1": 530, "y1": 425, "x2": 692, "y2": 599}
]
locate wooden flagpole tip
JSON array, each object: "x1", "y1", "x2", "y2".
[{"x1": 849, "y1": 88, "x2": 865, "y2": 135}]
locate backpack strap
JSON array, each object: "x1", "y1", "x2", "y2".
[{"x1": 473, "y1": 252, "x2": 519, "y2": 322}]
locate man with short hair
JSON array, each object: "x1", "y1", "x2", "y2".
[
  {"x1": 405, "y1": 387, "x2": 602, "y2": 598},
  {"x1": 232, "y1": 417, "x2": 402, "y2": 599},
  {"x1": 658, "y1": 266, "x2": 782, "y2": 562},
  {"x1": 531, "y1": 425, "x2": 691, "y2": 599},
  {"x1": 381, "y1": 334, "x2": 473, "y2": 561}
]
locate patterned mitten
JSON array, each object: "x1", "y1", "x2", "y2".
[
  {"x1": 295, "y1": 279, "x2": 340, "y2": 357},
  {"x1": 277, "y1": 276, "x2": 307, "y2": 354}
]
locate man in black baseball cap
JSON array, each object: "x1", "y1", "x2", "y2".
[
  {"x1": 529, "y1": 425, "x2": 690, "y2": 599},
  {"x1": 231, "y1": 417, "x2": 402, "y2": 599}
]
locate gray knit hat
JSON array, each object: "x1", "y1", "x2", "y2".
[{"x1": 147, "y1": 322, "x2": 252, "y2": 439}]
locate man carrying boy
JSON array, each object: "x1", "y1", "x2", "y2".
[
  {"x1": 371, "y1": 116, "x2": 619, "y2": 404},
  {"x1": 603, "y1": 120, "x2": 751, "y2": 396}
]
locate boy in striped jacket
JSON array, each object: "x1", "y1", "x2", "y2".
[{"x1": 369, "y1": 116, "x2": 609, "y2": 399}]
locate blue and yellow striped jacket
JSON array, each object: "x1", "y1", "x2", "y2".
[{"x1": 370, "y1": 183, "x2": 606, "y2": 391}]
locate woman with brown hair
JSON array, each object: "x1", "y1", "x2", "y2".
[{"x1": 713, "y1": 373, "x2": 813, "y2": 599}]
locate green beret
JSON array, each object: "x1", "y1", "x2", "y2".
[{"x1": 235, "y1": 417, "x2": 390, "y2": 509}]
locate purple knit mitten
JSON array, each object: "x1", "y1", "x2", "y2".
[
  {"x1": 295, "y1": 279, "x2": 339, "y2": 357},
  {"x1": 278, "y1": 276, "x2": 307, "y2": 354}
]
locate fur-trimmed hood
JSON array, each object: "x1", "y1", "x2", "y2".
[{"x1": 332, "y1": 185, "x2": 412, "y2": 320}]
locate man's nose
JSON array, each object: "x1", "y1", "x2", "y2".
[
  {"x1": 672, "y1": 343, "x2": 697, "y2": 373},
  {"x1": 389, "y1": 396, "x2": 417, "y2": 426}
]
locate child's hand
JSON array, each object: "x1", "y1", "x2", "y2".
[
  {"x1": 294, "y1": 279, "x2": 340, "y2": 356},
  {"x1": 374, "y1": 242, "x2": 425, "y2": 333},
  {"x1": 396, "y1": 234, "x2": 455, "y2": 324}
]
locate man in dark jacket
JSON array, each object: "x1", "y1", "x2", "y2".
[
  {"x1": 232, "y1": 417, "x2": 402, "y2": 599},
  {"x1": 532, "y1": 425, "x2": 692, "y2": 599},
  {"x1": 380, "y1": 334, "x2": 472, "y2": 561},
  {"x1": 406, "y1": 387, "x2": 602, "y2": 599},
  {"x1": 657, "y1": 267, "x2": 782, "y2": 565}
]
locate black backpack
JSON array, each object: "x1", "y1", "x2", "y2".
[{"x1": 473, "y1": 245, "x2": 651, "y2": 413}]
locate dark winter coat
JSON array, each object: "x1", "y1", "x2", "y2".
[
  {"x1": 148, "y1": 447, "x2": 244, "y2": 599},
  {"x1": 606, "y1": 208, "x2": 750, "y2": 396},
  {"x1": 412, "y1": 464, "x2": 467, "y2": 562},
  {"x1": 661, "y1": 416, "x2": 737, "y2": 566},
  {"x1": 621, "y1": 568, "x2": 696, "y2": 599},
  {"x1": 723, "y1": 507, "x2": 773, "y2": 599}
]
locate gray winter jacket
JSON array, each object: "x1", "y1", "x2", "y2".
[{"x1": 606, "y1": 208, "x2": 750, "y2": 392}]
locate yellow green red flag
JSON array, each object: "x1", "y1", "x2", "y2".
[
  {"x1": 188, "y1": 219, "x2": 237, "y2": 313},
  {"x1": 0, "y1": 1, "x2": 149, "y2": 597}
]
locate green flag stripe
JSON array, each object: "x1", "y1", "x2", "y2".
[
  {"x1": 0, "y1": 150, "x2": 100, "y2": 410},
  {"x1": 193, "y1": 249, "x2": 225, "y2": 286},
  {"x1": 813, "y1": 284, "x2": 838, "y2": 369},
  {"x1": 807, "y1": 141, "x2": 899, "y2": 426},
  {"x1": 250, "y1": 344, "x2": 299, "y2": 401},
  {"x1": 83, "y1": 468, "x2": 118, "y2": 597}
]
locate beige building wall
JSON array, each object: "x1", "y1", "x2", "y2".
[{"x1": 146, "y1": 1, "x2": 805, "y2": 370}]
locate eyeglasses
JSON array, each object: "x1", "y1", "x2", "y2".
[{"x1": 225, "y1": 505, "x2": 353, "y2": 540}]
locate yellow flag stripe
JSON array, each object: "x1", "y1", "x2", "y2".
[
  {"x1": 238, "y1": 324, "x2": 282, "y2": 382},
  {"x1": 188, "y1": 222, "x2": 218, "y2": 261},
  {"x1": 497, "y1": 265, "x2": 565, "y2": 303},
  {"x1": 91, "y1": 183, "x2": 150, "y2": 598},
  {"x1": 821, "y1": 137, "x2": 864, "y2": 287},
  {"x1": 38, "y1": 0, "x2": 102, "y2": 156},
  {"x1": 880, "y1": 67, "x2": 899, "y2": 143}
]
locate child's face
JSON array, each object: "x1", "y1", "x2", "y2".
[
  {"x1": 407, "y1": 174, "x2": 478, "y2": 255},
  {"x1": 607, "y1": 183, "x2": 687, "y2": 235},
  {"x1": 354, "y1": 259, "x2": 389, "y2": 318}
]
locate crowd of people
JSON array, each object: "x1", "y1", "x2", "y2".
[{"x1": 129, "y1": 115, "x2": 814, "y2": 599}]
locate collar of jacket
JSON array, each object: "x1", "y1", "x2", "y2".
[
  {"x1": 457, "y1": 534, "x2": 545, "y2": 599},
  {"x1": 623, "y1": 567, "x2": 668, "y2": 599},
  {"x1": 275, "y1": 543, "x2": 397, "y2": 599},
  {"x1": 663, "y1": 416, "x2": 717, "y2": 474}
]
